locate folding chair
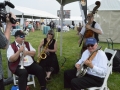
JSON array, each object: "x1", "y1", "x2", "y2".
[
  {"x1": 104, "y1": 48, "x2": 117, "y2": 74},
  {"x1": 87, "y1": 64, "x2": 112, "y2": 90},
  {"x1": 13, "y1": 74, "x2": 35, "y2": 87},
  {"x1": 86, "y1": 48, "x2": 117, "y2": 90}
]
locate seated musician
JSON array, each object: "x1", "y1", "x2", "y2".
[
  {"x1": 79, "y1": 13, "x2": 103, "y2": 54},
  {"x1": 7, "y1": 30, "x2": 48, "y2": 90},
  {"x1": 64, "y1": 37, "x2": 108, "y2": 90},
  {"x1": 37, "y1": 30, "x2": 59, "y2": 81}
]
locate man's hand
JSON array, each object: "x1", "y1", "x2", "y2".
[
  {"x1": 84, "y1": 60, "x2": 93, "y2": 68},
  {"x1": 18, "y1": 46, "x2": 24, "y2": 53},
  {"x1": 75, "y1": 64, "x2": 81, "y2": 70},
  {"x1": 6, "y1": 12, "x2": 16, "y2": 23},
  {"x1": 86, "y1": 24, "x2": 92, "y2": 30}
]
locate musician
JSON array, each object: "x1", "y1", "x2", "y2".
[
  {"x1": 79, "y1": 13, "x2": 103, "y2": 54},
  {"x1": 0, "y1": 13, "x2": 16, "y2": 90},
  {"x1": 38, "y1": 30, "x2": 59, "y2": 81},
  {"x1": 7, "y1": 30, "x2": 48, "y2": 90},
  {"x1": 64, "y1": 37, "x2": 108, "y2": 90}
]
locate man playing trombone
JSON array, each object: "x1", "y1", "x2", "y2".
[{"x1": 7, "y1": 30, "x2": 48, "y2": 90}]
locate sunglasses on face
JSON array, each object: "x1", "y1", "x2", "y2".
[
  {"x1": 19, "y1": 35, "x2": 25, "y2": 38},
  {"x1": 87, "y1": 44, "x2": 94, "y2": 47},
  {"x1": 87, "y1": 16, "x2": 91, "y2": 18},
  {"x1": 48, "y1": 33, "x2": 53, "y2": 35}
]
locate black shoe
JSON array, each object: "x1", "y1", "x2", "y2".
[
  {"x1": 41, "y1": 88, "x2": 49, "y2": 90},
  {"x1": 50, "y1": 67, "x2": 54, "y2": 72},
  {"x1": 46, "y1": 77, "x2": 51, "y2": 81},
  {"x1": 45, "y1": 89, "x2": 49, "y2": 90}
]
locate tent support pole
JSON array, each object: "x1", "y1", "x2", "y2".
[{"x1": 60, "y1": 5, "x2": 63, "y2": 56}]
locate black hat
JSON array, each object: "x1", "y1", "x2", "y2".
[{"x1": 14, "y1": 30, "x2": 25, "y2": 37}]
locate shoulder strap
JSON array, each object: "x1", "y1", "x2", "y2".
[
  {"x1": 91, "y1": 21, "x2": 99, "y2": 42},
  {"x1": 91, "y1": 21, "x2": 96, "y2": 28}
]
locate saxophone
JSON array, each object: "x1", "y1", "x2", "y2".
[{"x1": 37, "y1": 39, "x2": 51, "y2": 63}]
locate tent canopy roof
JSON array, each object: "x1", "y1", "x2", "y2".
[
  {"x1": 88, "y1": 0, "x2": 120, "y2": 11},
  {"x1": 10, "y1": 6, "x2": 59, "y2": 19},
  {"x1": 56, "y1": 0, "x2": 79, "y2": 6}
]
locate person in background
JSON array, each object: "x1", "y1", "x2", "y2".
[
  {"x1": 38, "y1": 30, "x2": 59, "y2": 81},
  {"x1": 72, "y1": 21, "x2": 75, "y2": 30},
  {"x1": 64, "y1": 37, "x2": 108, "y2": 90},
  {"x1": 49, "y1": 21, "x2": 55, "y2": 30},
  {"x1": 77, "y1": 22, "x2": 82, "y2": 35},
  {"x1": 25, "y1": 21, "x2": 34, "y2": 32},
  {"x1": 15, "y1": 21, "x2": 20, "y2": 29},
  {"x1": 7, "y1": 30, "x2": 48, "y2": 90},
  {"x1": 0, "y1": 13, "x2": 16, "y2": 90}
]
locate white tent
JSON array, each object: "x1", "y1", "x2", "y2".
[
  {"x1": 65, "y1": 16, "x2": 82, "y2": 21},
  {"x1": 64, "y1": 16, "x2": 82, "y2": 25},
  {"x1": 88, "y1": 0, "x2": 120, "y2": 43},
  {"x1": 10, "y1": 6, "x2": 59, "y2": 19}
]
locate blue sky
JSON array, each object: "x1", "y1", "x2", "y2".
[{"x1": 1, "y1": 0, "x2": 101, "y2": 16}]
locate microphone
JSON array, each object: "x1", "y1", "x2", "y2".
[{"x1": 5, "y1": 1, "x2": 15, "y2": 8}]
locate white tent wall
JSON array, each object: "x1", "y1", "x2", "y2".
[
  {"x1": 95, "y1": 11, "x2": 120, "y2": 43},
  {"x1": 88, "y1": 0, "x2": 120, "y2": 43},
  {"x1": 53, "y1": 16, "x2": 82, "y2": 26}
]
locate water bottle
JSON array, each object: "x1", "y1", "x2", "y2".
[{"x1": 11, "y1": 85, "x2": 19, "y2": 90}]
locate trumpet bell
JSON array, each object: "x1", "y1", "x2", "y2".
[{"x1": 20, "y1": 66, "x2": 25, "y2": 69}]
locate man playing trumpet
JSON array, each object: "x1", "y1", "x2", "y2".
[{"x1": 7, "y1": 30, "x2": 48, "y2": 90}]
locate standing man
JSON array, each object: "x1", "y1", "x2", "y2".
[
  {"x1": 0, "y1": 13, "x2": 16, "y2": 90},
  {"x1": 49, "y1": 21, "x2": 55, "y2": 30},
  {"x1": 79, "y1": 13, "x2": 103, "y2": 55}
]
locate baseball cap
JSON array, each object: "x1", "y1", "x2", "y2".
[
  {"x1": 86, "y1": 37, "x2": 97, "y2": 45},
  {"x1": 14, "y1": 30, "x2": 25, "y2": 37}
]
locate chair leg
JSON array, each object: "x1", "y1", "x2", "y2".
[
  {"x1": 32, "y1": 75, "x2": 35, "y2": 87},
  {"x1": 13, "y1": 74, "x2": 17, "y2": 85}
]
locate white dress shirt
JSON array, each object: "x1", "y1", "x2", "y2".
[
  {"x1": 76, "y1": 50, "x2": 108, "y2": 78},
  {"x1": 7, "y1": 41, "x2": 36, "y2": 66}
]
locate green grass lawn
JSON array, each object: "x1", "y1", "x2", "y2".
[{"x1": 1, "y1": 29, "x2": 120, "y2": 90}]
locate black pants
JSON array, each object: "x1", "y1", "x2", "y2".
[
  {"x1": 15, "y1": 62, "x2": 46, "y2": 90},
  {"x1": 0, "y1": 79, "x2": 5, "y2": 90},
  {"x1": 64, "y1": 69, "x2": 104, "y2": 90}
]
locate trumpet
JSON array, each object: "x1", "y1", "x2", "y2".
[
  {"x1": 37, "y1": 39, "x2": 51, "y2": 63},
  {"x1": 20, "y1": 40, "x2": 25, "y2": 69}
]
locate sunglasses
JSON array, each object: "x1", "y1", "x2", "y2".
[
  {"x1": 87, "y1": 16, "x2": 92, "y2": 18},
  {"x1": 48, "y1": 33, "x2": 53, "y2": 35},
  {"x1": 19, "y1": 35, "x2": 25, "y2": 38},
  {"x1": 87, "y1": 44, "x2": 94, "y2": 47}
]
